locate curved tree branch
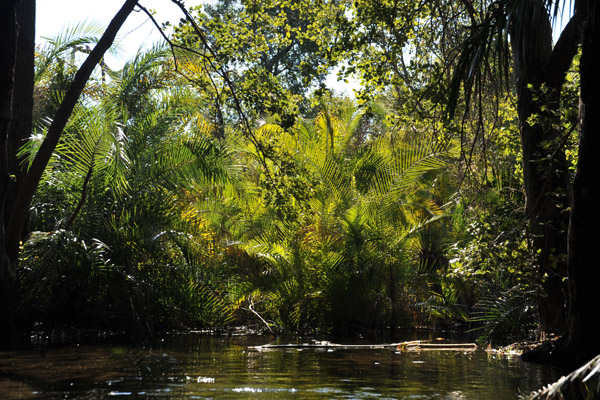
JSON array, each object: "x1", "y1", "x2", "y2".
[
  {"x1": 544, "y1": 11, "x2": 584, "y2": 89},
  {"x1": 6, "y1": 0, "x2": 139, "y2": 261}
]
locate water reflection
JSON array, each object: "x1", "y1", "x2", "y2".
[{"x1": 0, "y1": 334, "x2": 559, "y2": 399}]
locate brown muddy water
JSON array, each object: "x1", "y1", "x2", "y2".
[{"x1": 0, "y1": 333, "x2": 560, "y2": 399}]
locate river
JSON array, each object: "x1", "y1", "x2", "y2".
[{"x1": 0, "y1": 333, "x2": 560, "y2": 399}]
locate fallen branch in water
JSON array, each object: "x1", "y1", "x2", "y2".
[
  {"x1": 400, "y1": 342, "x2": 478, "y2": 351},
  {"x1": 250, "y1": 340, "x2": 479, "y2": 351}
]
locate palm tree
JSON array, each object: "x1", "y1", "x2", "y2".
[
  {"x1": 448, "y1": 0, "x2": 600, "y2": 365},
  {"x1": 1, "y1": 4, "x2": 137, "y2": 343},
  {"x1": 446, "y1": 0, "x2": 581, "y2": 336},
  {"x1": 19, "y1": 43, "x2": 237, "y2": 334},
  {"x1": 234, "y1": 100, "x2": 452, "y2": 333}
]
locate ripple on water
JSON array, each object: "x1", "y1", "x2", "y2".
[{"x1": 0, "y1": 334, "x2": 560, "y2": 399}]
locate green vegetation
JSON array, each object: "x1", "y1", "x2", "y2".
[{"x1": 1, "y1": 0, "x2": 599, "y2": 373}]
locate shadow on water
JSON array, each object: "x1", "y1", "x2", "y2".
[{"x1": 0, "y1": 332, "x2": 560, "y2": 399}]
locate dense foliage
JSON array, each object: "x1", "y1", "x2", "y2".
[
  {"x1": 3, "y1": 1, "x2": 598, "y2": 366},
  {"x1": 12, "y1": 13, "x2": 528, "y2": 342}
]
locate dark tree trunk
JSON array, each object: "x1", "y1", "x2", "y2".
[
  {"x1": 510, "y1": 1, "x2": 572, "y2": 337},
  {"x1": 0, "y1": 0, "x2": 20, "y2": 347},
  {"x1": 565, "y1": 0, "x2": 600, "y2": 367},
  {"x1": 516, "y1": 86, "x2": 570, "y2": 337},
  {"x1": 0, "y1": 0, "x2": 138, "y2": 346},
  {"x1": 5, "y1": 0, "x2": 139, "y2": 263},
  {"x1": 6, "y1": 0, "x2": 35, "y2": 237}
]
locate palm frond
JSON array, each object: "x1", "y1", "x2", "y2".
[
  {"x1": 59, "y1": 102, "x2": 131, "y2": 196},
  {"x1": 469, "y1": 285, "x2": 537, "y2": 344},
  {"x1": 35, "y1": 19, "x2": 108, "y2": 83}
]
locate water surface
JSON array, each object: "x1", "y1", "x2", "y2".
[{"x1": 0, "y1": 334, "x2": 559, "y2": 399}]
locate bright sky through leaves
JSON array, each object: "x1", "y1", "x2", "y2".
[
  {"x1": 35, "y1": 0, "x2": 358, "y2": 94},
  {"x1": 36, "y1": 0, "x2": 202, "y2": 68}
]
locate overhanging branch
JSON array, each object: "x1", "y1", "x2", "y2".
[{"x1": 6, "y1": 0, "x2": 139, "y2": 261}]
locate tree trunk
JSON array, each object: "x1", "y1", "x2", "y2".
[
  {"x1": 0, "y1": 0, "x2": 138, "y2": 346},
  {"x1": 6, "y1": 0, "x2": 35, "y2": 230},
  {"x1": 0, "y1": 0, "x2": 20, "y2": 347},
  {"x1": 510, "y1": 1, "x2": 581, "y2": 337},
  {"x1": 5, "y1": 0, "x2": 139, "y2": 263},
  {"x1": 516, "y1": 84, "x2": 570, "y2": 337},
  {"x1": 565, "y1": 0, "x2": 600, "y2": 367}
]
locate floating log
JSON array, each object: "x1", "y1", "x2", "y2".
[
  {"x1": 249, "y1": 342, "x2": 401, "y2": 350},
  {"x1": 250, "y1": 340, "x2": 478, "y2": 351},
  {"x1": 400, "y1": 342, "x2": 478, "y2": 351}
]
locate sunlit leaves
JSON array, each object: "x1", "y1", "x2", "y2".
[
  {"x1": 172, "y1": 0, "x2": 346, "y2": 127},
  {"x1": 59, "y1": 102, "x2": 131, "y2": 196},
  {"x1": 224, "y1": 97, "x2": 453, "y2": 332},
  {"x1": 35, "y1": 19, "x2": 108, "y2": 84}
]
